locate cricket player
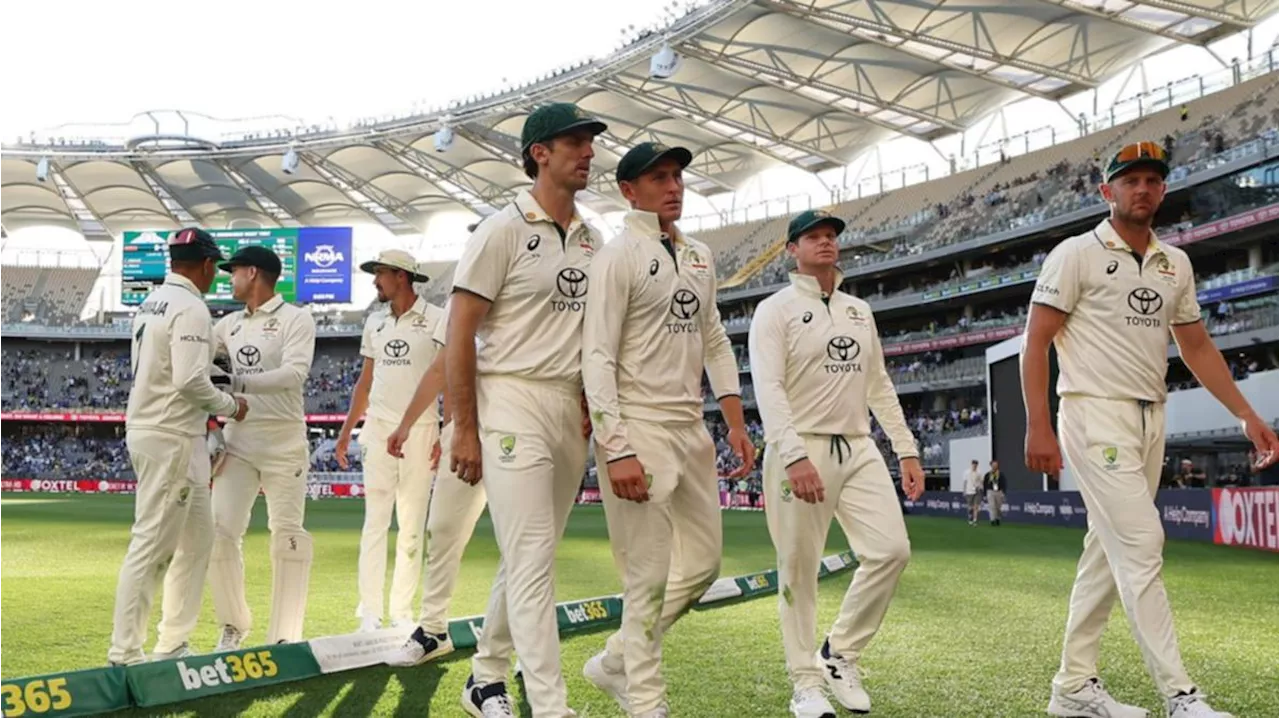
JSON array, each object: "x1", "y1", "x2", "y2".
[
  {"x1": 1024, "y1": 142, "x2": 1278, "y2": 718},
  {"x1": 196, "y1": 245, "x2": 316, "y2": 651},
  {"x1": 580, "y1": 142, "x2": 755, "y2": 718},
  {"x1": 108, "y1": 228, "x2": 248, "y2": 665},
  {"x1": 748, "y1": 210, "x2": 925, "y2": 718},
  {"x1": 447, "y1": 102, "x2": 605, "y2": 718},
  {"x1": 336, "y1": 249, "x2": 444, "y2": 631},
  {"x1": 385, "y1": 299, "x2": 489, "y2": 666}
]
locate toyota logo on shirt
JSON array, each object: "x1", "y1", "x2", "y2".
[
  {"x1": 1127, "y1": 287, "x2": 1163, "y2": 315},
  {"x1": 1126, "y1": 287, "x2": 1165, "y2": 328},
  {"x1": 669, "y1": 289, "x2": 700, "y2": 320},
  {"x1": 236, "y1": 345, "x2": 262, "y2": 367},
  {"x1": 824, "y1": 336, "x2": 862, "y2": 374},
  {"x1": 382, "y1": 339, "x2": 413, "y2": 366},
  {"x1": 552, "y1": 267, "x2": 588, "y2": 312}
]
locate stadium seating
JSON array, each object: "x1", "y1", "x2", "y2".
[{"x1": 1, "y1": 266, "x2": 100, "y2": 324}]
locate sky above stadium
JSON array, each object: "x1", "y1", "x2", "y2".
[{"x1": 1, "y1": 0, "x2": 689, "y2": 139}]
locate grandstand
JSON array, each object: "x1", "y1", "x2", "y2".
[{"x1": 2, "y1": 68, "x2": 1276, "y2": 488}]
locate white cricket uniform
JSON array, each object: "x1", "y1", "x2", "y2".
[
  {"x1": 357, "y1": 296, "x2": 445, "y2": 625},
  {"x1": 418, "y1": 301, "x2": 488, "y2": 635},
  {"x1": 185, "y1": 294, "x2": 317, "y2": 646},
  {"x1": 454, "y1": 189, "x2": 598, "y2": 718},
  {"x1": 748, "y1": 271, "x2": 917, "y2": 692},
  {"x1": 1031, "y1": 220, "x2": 1201, "y2": 698},
  {"x1": 582, "y1": 211, "x2": 739, "y2": 714},
  {"x1": 109, "y1": 273, "x2": 239, "y2": 665}
]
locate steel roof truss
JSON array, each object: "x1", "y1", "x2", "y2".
[{"x1": 299, "y1": 152, "x2": 417, "y2": 233}]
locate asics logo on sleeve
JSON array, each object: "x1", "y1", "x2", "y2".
[
  {"x1": 802, "y1": 311, "x2": 813, "y2": 323},
  {"x1": 527, "y1": 235, "x2": 541, "y2": 251},
  {"x1": 649, "y1": 259, "x2": 660, "y2": 276},
  {"x1": 1106, "y1": 260, "x2": 1119, "y2": 275}
]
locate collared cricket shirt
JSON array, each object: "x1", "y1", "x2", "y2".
[
  {"x1": 583, "y1": 210, "x2": 740, "y2": 462},
  {"x1": 361, "y1": 296, "x2": 445, "y2": 424},
  {"x1": 749, "y1": 272, "x2": 918, "y2": 467},
  {"x1": 1031, "y1": 219, "x2": 1201, "y2": 403},
  {"x1": 452, "y1": 189, "x2": 601, "y2": 387},
  {"x1": 126, "y1": 273, "x2": 239, "y2": 437},
  {"x1": 214, "y1": 293, "x2": 316, "y2": 427}
]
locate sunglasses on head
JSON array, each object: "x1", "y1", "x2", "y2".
[{"x1": 1114, "y1": 141, "x2": 1167, "y2": 163}]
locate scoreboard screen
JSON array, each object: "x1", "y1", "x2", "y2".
[{"x1": 121, "y1": 227, "x2": 352, "y2": 305}]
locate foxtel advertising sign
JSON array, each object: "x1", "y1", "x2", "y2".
[{"x1": 1212, "y1": 486, "x2": 1278, "y2": 552}]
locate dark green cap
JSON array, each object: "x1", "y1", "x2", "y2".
[
  {"x1": 1104, "y1": 141, "x2": 1170, "y2": 183},
  {"x1": 787, "y1": 209, "x2": 846, "y2": 243},
  {"x1": 218, "y1": 244, "x2": 282, "y2": 276},
  {"x1": 520, "y1": 103, "x2": 607, "y2": 153},
  {"x1": 615, "y1": 142, "x2": 693, "y2": 183}
]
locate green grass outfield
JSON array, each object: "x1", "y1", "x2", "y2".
[{"x1": 2, "y1": 494, "x2": 1275, "y2": 717}]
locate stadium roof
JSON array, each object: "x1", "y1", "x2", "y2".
[{"x1": 2, "y1": 0, "x2": 1273, "y2": 238}]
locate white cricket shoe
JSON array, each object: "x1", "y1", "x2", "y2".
[
  {"x1": 358, "y1": 615, "x2": 382, "y2": 633},
  {"x1": 817, "y1": 639, "x2": 870, "y2": 713},
  {"x1": 1049, "y1": 678, "x2": 1148, "y2": 718},
  {"x1": 791, "y1": 687, "x2": 838, "y2": 718},
  {"x1": 386, "y1": 626, "x2": 453, "y2": 667},
  {"x1": 215, "y1": 625, "x2": 246, "y2": 652},
  {"x1": 583, "y1": 650, "x2": 629, "y2": 713},
  {"x1": 1167, "y1": 689, "x2": 1233, "y2": 718},
  {"x1": 461, "y1": 676, "x2": 514, "y2": 718},
  {"x1": 151, "y1": 643, "x2": 192, "y2": 661}
]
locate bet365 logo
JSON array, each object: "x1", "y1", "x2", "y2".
[
  {"x1": 1, "y1": 678, "x2": 71, "y2": 716},
  {"x1": 177, "y1": 651, "x2": 278, "y2": 691},
  {"x1": 563, "y1": 599, "x2": 609, "y2": 625}
]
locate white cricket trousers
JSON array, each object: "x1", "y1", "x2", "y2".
[
  {"x1": 1054, "y1": 396, "x2": 1194, "y2": 698},
  {"x1": 471, "y1": 376, "x2": 587, "y2": 718},
  {"x1": 207, "y1": 424, "x2": 311, "y2": 643},
  {"x1": 358, "y1": 417, "x2": 438, "y2": 625},
  {"x1": 418, "y1": 421, "x2": 488, "y2": 634},
  {"x1": 596, "y1": 420, "x2": 722, "y2": 715},
  {"x1": 764, "y1": 434, "x2": 910, "y2": 691},
  {"x1": 109, "y1": 431, "x2": 209, "y2": 664}
]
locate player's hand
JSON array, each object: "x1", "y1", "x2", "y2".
[
  {"x1": 386, "y1": 424, "x2": 411, "y2": 459},
  {"x1": 1242, "y1": 412, "x2": 1279, "y2": 469},
  {"x1": 430, "y1": 439, "x2": 442, "y2": 471},
  {"x1": 899, "y1": 457, "x2": 925, "y2": 500},
  {"x1": 784, "y1": 458, "x2": 824, "y2": 503},
  {"x1": 335, "y1": 432, "x2": 352, "y2": 470},
  {"x1": 580, "y1": 394, "x2": 593, "y2": 439},
  {"x1": 451, "y1": 425, "x2": 483, "y2": 485},
  {"x1": 1025, "y1": 423, "x2": 1063, "y2": 475},
  {"x1": 231, "y1": 395, "x2": 249, "y2": 422},
  {"x1": 607, "y1": 456, "x2": 650, "y2": 503},
  {"x1": 725, "y1": 426, "x2": 756, "y2": 478}
]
